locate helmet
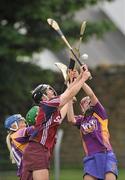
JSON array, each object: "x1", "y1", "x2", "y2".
[
  {"x1": 26, "y1": 106, "x2": 39, "y2": 125},
  {"x1": 32, "y1": 84, "x2": 57, "y2": 104},
  {"x1": 4, "y1": 114, "x2": 24, "y2": 131}
]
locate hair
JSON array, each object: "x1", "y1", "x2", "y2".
[{"x1": 6, "y1": 133, "x2": 16, "y2": 164}]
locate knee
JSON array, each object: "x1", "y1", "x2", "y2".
[{"x1": 105, "y1": 172, "x2": 116, "y2": 180}]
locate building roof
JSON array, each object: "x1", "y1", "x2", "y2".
[
  {"x1": 57, "y1": 4, "x2": 125, "y2": 68},
  {"x1": 35, "y1": 3, "x2": 125, "y2": 70}
]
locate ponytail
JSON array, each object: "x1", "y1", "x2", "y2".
[{"x1": 6, "y1": 133, "x2": 16, "y2": 164}]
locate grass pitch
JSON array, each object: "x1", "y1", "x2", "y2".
[{"x1": 0, "y1": 169, "x2": 124, "y2": 180}]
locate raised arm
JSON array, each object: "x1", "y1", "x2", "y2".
[
  {"x1": 60, "y1": 103, "x2": 68, "y2": 121},
  {"x1": 67, "y1": 100, "x2": 76, "y2": 124},
  {"x1": 59, "y1": 65, "x2": 91, "y2": 108},
  {"x1": 82, "y1": 82, "x2": 98, "y2": 106}
]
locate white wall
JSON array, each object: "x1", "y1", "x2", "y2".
[
  {"x1": 32, "y1": 49, "x2": 60, "y2": 72},
  {"x1": 101, "y1": 0, "x2": 125, "y2": 35}
]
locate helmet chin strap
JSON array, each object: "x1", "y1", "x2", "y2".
[
  {"x1": 80, "y1": 105, "x2": 86, "y2": 115},
  {"x1": 84, "y1": 106, "x2": 93, "y2": 116},
  {"x1": 81, "y1": 109, "x2": 85, "y2": 115},
  {"x1": 42, "y1": 94, "x2": 49, "y2": 101},
  {"x1": 9, "y1": 121, "x2": 19, "y2": 131}
]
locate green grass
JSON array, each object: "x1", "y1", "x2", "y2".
[
  {"x1": 0, "y1": 169, "x2": 125, "y2": 180},
  {"x1": 50, "y1": 169, "x2": 125, "y2": 180}
]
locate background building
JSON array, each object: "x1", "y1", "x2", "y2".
[{"x1": 36, "y1": 0, "x2": 125, "y2": 70}]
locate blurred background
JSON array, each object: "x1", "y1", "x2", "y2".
[{"x1": 0, "y1": 0, "x2": 125, "y2": 179}]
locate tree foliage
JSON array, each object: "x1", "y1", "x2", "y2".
[
  {"x1": 0, "y1": 59, "x2": 62, "y2": 150},
  {"x1": 0, "y1": 0, "x2": 114, "y2": 58}
]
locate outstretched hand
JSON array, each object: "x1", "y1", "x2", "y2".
[
  {"x1": 68, "y1": 69, "x2": 79, "y2": 83},
  {"x1": 80, "y1": 64, "x2": 91, "y2": 82},
  {"x1": 67, "y1": 64, "x2": 91, "y2": 84}
]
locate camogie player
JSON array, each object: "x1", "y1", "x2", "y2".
[
  {"x1": 21, "y1": 65, "x2": 91, "y2": 180},
  {"x1": 67, "y1": 69, "x2": 118, "y2": 180},
  {"x1": 4, "y1": 114, "x2": 34, "y2": 177}
]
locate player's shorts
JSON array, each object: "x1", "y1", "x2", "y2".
[
  {"x1": 83, "y1": 151, "x2": 118, "y2": 180},
  {"x1": 20, "y1": 141, "x2": 50, "y2": 180}
]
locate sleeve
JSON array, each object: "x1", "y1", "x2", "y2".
[
  {"x1": 74, "y1": 115, "x2": 82, "y2": 129},
  {"x1": 25, "y1": 126, "x2": 34, "y2": 136},
  {"x1": 15, "y1": 127, "x2": 34, "y2": 143},
  {"x1": 19, "y1": 126, "x2": 34, "y2": 137},
  {"x1": 41, "y1": 97, "x2": 60, "y2": 116},
  {"x1": 93, "y1": 101, "x2": 108, "y2": 120}
]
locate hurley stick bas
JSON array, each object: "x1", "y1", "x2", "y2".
[
  {"x1": 55, "y1": 62, "x2": 77, "y2": 101},
  {"x1": 47, "y1": 18, "x2": 82, "y2": 66},
  {"x1": 69, "y1": 21, "x2": 86, "y2": 69},
  {"x1": 54, "y1": 62, "x2": 68, "y2": 84},
  {"x1": 47, "y1": 18, "x2": 92, "y2": 79},
  {"x1": 77, "y1": 21, "x2": 86, "y2": 52}
]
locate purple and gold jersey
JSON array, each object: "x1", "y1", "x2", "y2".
[
  {"x1": 10, "y1": 126, "x2": 34, "y2": 174},
  {"x1": 75, "y1": 102, "x2": 112, "y2": 156}
]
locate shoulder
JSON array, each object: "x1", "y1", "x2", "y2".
[
  {"x1": 40, "y1": 96, "x2": 60, "y2": 107},
  {"x1": 93, "y1": 101, "x2": 108, "y2": 120},
  {"x1": 75, "y1": 115, "x2": 84, "y2": 125}
]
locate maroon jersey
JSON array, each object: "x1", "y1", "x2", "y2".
[{"x1": 30, "y1": 96, "x2": 62, "y2": 150}]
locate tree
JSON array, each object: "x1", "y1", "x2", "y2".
[{"x1": 0, "y1": 0, "x2": 114, "y2": 59}]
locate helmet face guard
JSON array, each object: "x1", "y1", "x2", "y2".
[
  {"x1": 32, "y1": 84, "x2": 57, "y2": 104},
  {"x1": 80, "y1": 96, "x2": 90, "y2": 106},
  {"x1": 80, "y1": 96, "x2": 92, "y2": 114},
  {"x1": 4, "y1": 114, "x2": 24, "y2": 131},
  {"x1": 47, "y1": 86, "x2": 57, "y2": 96}
]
